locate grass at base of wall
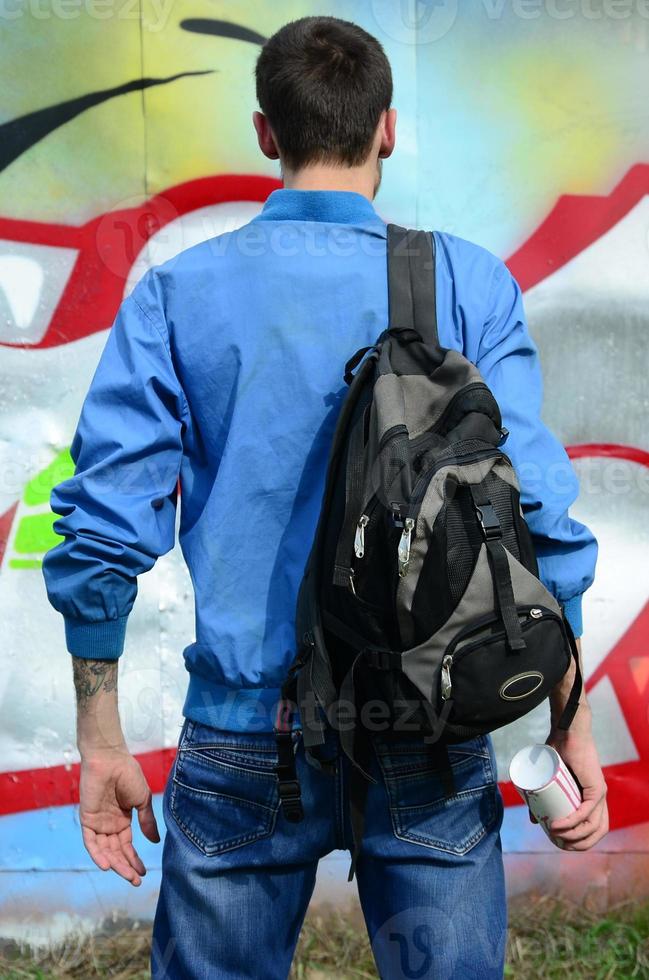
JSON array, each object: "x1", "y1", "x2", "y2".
[{"x1": 0, "y1": 896, "x2": 648, "y2": 979}]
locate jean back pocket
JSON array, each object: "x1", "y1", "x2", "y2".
[
  {"x1": 374, "y1": 734, "x2": 501, "y2": 855},
  {"x1": 170, "y1": 722, "x2": 281, "y2": 856}
]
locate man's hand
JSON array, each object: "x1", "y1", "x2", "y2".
[
  {"x1": 540, "y1": 635, "x2": 609, "y2": 851},
  {"x1": 72, "y1": 656, "x2": 160, "y2": 886},
  {"x1": 544, "y1": 723, "x2": 608, "y2": 851},
  {"x1": 79, "y1": 748, "x2": 160, "y2": 886}
]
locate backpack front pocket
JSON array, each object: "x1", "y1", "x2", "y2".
[{"x1": 439, "y1": 606, "x2": 571, "y2": 731}]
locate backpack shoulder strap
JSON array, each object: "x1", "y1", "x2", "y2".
[{"x1": 386, "y1": 224, "x2": 440, "y2": 351}]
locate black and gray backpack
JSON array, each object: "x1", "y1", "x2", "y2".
[{"x1": 274, "y1": 225, "x2": 582, "y2": 874}]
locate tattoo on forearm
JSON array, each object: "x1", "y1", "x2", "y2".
[{"x1": 72, "y1": 658, "x2": 117, "y2": 709}]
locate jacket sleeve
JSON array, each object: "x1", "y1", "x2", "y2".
[
  {"x1": 475, "y1": 260, "x2": 598, "y2": 637},
  {"x1": 42, "y1": 272, "x2": 188, "y2": 659}
]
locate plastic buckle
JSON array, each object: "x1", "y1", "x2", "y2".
[
  {"x1": 475, "y1": 502, "x2": 502, "y2": 540},
  {"x1": 364, "y1": 649, "x2": 400, "y2": 670},
  {"x1": 390, "y1": 503, "x2": 405, "y2": 530},
  {"x1": 365, "y1": 649, "x2": 387, "y2": 669},
  {"x1": 277, "y1": 779, "x2": 304, "y2": 822}
]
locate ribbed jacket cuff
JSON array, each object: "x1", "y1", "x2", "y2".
[
  {"x1": 64, "y1": 615, "x2": 129, "y2": 659},
  {"x1": 562, "y1": 595, "x2": 583, "y2": 638}
]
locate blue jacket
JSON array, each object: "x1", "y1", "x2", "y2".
[{"x1": 42, "y1": 189, "x2": 597, "y2": 731}]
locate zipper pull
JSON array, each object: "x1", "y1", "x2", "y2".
[
  {"x1": 354, "y1": 515, "x2": 370, "y2": 559},
  {"x1": 441, "y1": 654, "x2": 453, "y2": 701},
  {"x1": 397, "y1": 518, "x2": 415, "y2": 577}
]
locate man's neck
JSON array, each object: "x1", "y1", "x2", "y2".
[{"x1": 282, "y1": 163, "x2": 378, "y2": 202}]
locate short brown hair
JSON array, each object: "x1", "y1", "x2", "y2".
[{"x1": 255, "y1": 16, "x2": 393, "y2": 170}]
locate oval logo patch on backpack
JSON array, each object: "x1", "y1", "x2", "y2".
[{"x1": 499, "y1": 671, "x2": 545, "y2": 701}]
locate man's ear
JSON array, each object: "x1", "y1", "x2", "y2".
[
  {"x1": 253, "y1": 111, "x2": 280, "y2": 160},
  {"x1": 378, "y1": 108, "x2": 397, "y2": 160}
]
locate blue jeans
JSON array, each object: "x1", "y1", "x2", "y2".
[{"x1": 152, "y1": 719, "x2": 507, "y2": 979}]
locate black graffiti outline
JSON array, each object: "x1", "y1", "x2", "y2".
[
  {"x1": 0, "y1": 18, "x2": 267, "y2": 174},
  {"x1": 179, "y1": 18, "x2": 266, "y2": 45}
]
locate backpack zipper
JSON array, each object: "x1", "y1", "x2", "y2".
[
  {"x1": 440, "y1": 606, "x2": 564, "y2": 701},
  {"x1": 410, "y1": 444, "x2": 511, "y2": 511},
  {"x1": 352, "y1": 376, "x2": 503, "y2": 566},
  {"x1": 354, "y1": 514, "x2": 370, "y2": 559},
  {"x1": 414, "y1": 381, "x2": 495, "y2": 445},
  {"x1": 397, "y1": 517, "x2": 415, "y2": 576},
  {"x1": 352, "y1": 444, "x2": 511, "y2": 575}
]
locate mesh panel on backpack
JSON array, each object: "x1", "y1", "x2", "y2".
[
  {"x1": 409, "y1": 467, "x2": 523, "y2": 647},
  {"x1": 445, "y1": 482, "x2": 483, "y2": 603},
  {"x1": 378, "y1": 428, "x2": 411, "y2": 504}
]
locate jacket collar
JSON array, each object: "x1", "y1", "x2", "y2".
[{"x1": 253, "y1": 188, "x2": 384, "y2": 225}]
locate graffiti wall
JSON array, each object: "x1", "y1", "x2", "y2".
[{"x1": 1, "y1": 0, "x2": 648, "y2": 939}]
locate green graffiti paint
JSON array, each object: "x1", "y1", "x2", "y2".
[
  {"x1": 4, "y1": 448, "x2": 72, "y2": 570},
  {"x1": 23, "y1": 449, "x2": 74, "y2": 506},
  {"x1": 13, "y1": 512, "x2": 62, "y2": 554}
]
